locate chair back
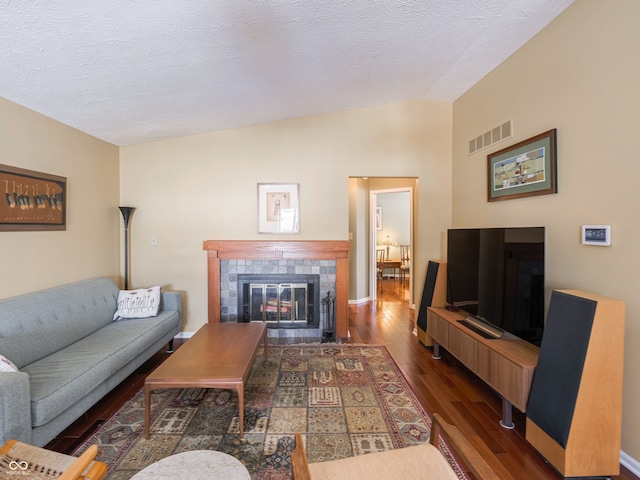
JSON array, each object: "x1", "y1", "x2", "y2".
[
  {"x1": 377, "y1": 248, "x2": 386, "y2": 262},
  {"x1": 400, "y1": 245, "x2": 410, "y2": 266}
]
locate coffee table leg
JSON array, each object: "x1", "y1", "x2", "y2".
[
  {"x1": 237, "y1": 383, "x2": 244, "y2": 439},
  {"x1": 144, "y1": 384, "x2": 151, "y2": 439}
]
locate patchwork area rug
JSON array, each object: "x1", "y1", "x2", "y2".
[{"x1": 74, "y1": 344, "x2": 468, "y2": 479}]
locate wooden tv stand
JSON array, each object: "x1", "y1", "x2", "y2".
[{"x1": 427, "y1": 307, "x2": 539, "y2": 428}]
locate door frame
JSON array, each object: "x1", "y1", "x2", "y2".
[{"x1": 370, "y1": 187, "x2": 414, "y2": 302}]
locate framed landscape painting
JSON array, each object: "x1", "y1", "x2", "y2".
[
  {"x1": 488, "y1": 129, "x2": 557, "y2": 202},
  {"x1": 0, "y1": 164, "x2": 66, "y2": 231}
]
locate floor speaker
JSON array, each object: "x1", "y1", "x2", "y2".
[
  {"x1": 526, "y1": 290, "x2": 624, "y2": 478},
  {"x1": 415, "y1": 260, "x2": 446, "y2": 346}
]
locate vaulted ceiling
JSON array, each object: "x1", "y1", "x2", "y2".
[{"x1": 0, "y1": 1, "x2": 574, "y2": 146}]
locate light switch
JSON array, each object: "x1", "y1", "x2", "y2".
[{"x1": 151, "y1": 236, "x2": 158, "y2": 246}]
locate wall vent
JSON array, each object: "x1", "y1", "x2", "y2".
[{"x1": 468, "y1": 119, "x2": 513, "y2": 155}]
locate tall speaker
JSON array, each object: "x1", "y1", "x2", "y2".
[
  {"x1": 415, "y1": 260, "x2": 446, "y2": 346},
  {"x1": 526, "y1": 290, "x2": 624, "y2": 478}
]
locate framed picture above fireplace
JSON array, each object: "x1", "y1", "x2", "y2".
[{"x1": 257, "y1": 183, "x2": 300, "y2": 234}]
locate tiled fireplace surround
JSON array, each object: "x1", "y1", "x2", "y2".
[
  {"x1": 203, "y1": 240, "x2": 351, "y2": 338},
  {"x1": 220, "y1": 259, "x2": 335, "y2": 337}
]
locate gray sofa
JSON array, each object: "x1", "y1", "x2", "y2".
[{"x1": 0, "y1": 277, "x2": 182, "y2": 447}]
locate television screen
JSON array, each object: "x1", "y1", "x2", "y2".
[{"x1": 447, "y1": 227, "x2": 545, "y2": 346}]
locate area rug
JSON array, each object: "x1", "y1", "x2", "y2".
[{"x1": 74, "y1": 344, "x2": 468, "y2": 479}]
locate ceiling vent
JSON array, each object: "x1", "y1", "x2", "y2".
[{"x1": 468, "y1": 120, "x2": 512, "y2": 155}]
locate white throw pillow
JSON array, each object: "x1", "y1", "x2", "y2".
[
  {"x1": 113, "y1": 286, "x2": 161, "y2": 320},
  {"x1": 0, "y1": 354, "x2": 18, "y2": 372}
]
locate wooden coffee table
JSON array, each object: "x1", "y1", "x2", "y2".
[{"x1": 144, "y1": 322, "x2": 267, "y2": 439}]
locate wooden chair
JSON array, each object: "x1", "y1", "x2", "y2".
[
  {"x1": 399, "y1": 244, "x2": 410, "y2": 287},
  {"x1": 291, "y1": 413, "x2": 497, "y2": 480},
  {"x1": 0, "y1": 440, "x2": 107, "y2": 480},
  {"x1": 376, "y1": 248, "x2": 385, "y2": 292}
]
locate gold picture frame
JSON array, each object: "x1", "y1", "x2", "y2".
[{"x1": 257, "y1": 183, "x2": 300, "y2": 234}]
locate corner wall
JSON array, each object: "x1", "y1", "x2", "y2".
[
  {"x1": 0, "y1": 98, "x2": 120, "y2": 298},
  {"x1": 452, "y1": 0, "x2": 640, "y2": 463},
  {"x1": 348, "y1": 177, "x2": 370, "y2": 301}
]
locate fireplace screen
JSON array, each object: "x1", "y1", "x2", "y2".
[
  {"x1": 249, "y1": 283, "x2": 308, "y2": 323},
  {"x1": 238, "y1": 274, "x2": 320, "y2": 327}
]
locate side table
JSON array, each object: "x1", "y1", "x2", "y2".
[{"x1": 130, "y1": 450, "x2": 250, "y2": 480}]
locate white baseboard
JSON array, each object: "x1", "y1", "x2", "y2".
[
  {"x1": 348, "y1": 297, "x2": 371, "y2": 305},
  {"x1": 174, "y1": 331, "x2": 195, "y2": 339},
  {"x1": 621, "y1": 450, "x2": 640, "y2": 476}
]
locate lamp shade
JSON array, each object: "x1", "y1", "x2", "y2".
[
  {"x1": 381, "y1": 235, "x2": 397, "y2": 259},
  {"x1": 119, "y1": 207, "x2": 136, "y2": 289},
  {"x1": 119, "y1": 206, "x2": 135, "y2": 228}
]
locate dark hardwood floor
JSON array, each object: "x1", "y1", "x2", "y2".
[{"x1": 46, "y1": 276, "x2": 636, "y2": 480}]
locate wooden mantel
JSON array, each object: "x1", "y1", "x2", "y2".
[{"x1": 203, "y1": 240, "x2": 351, "y2": 338}]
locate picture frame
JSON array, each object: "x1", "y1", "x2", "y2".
[
  {"x1": 0, "y1": 164, "x2": 67, "y2": 231},
  {"x1": 375, "y1": 206, "x2": 382, "y2": 230},
  {"x1": 488, "y1": 129, "x2": 557, "y2": 202},
  {"x1": 257, "y1": 183, "x2": 300, "y2": 234}
]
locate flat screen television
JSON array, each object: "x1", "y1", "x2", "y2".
[{"x1": 446, "y1": 227, "x2": 545, "y2": 346}]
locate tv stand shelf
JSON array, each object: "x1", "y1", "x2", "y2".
[{"x1": 427, "y1": 306, "x2": 539, "y2": 427}]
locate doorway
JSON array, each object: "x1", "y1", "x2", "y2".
[
  {"x1": 347, "y1": 177, "x2": 416, "y2": 306},
  {"x1": 371, "y1": 188, "x2": 413, "y2": 302}
]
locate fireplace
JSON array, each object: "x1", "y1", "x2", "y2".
[
  {"x1": 237, "y1": 274, "x2": 320, "y2": 327},
  {"x1": 203, "y1": 240, "x2": 351, "y2": 338}
]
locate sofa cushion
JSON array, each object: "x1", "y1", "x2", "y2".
[
  {"x1": 23, "y1": 310, "x2": 180, "y2": 427},
  {"x1": 0, "y1": 277, "x2": 119, "y2": 368},
  {"x1": 0, "y1": 354, "x2": 18, "y2": 372}
]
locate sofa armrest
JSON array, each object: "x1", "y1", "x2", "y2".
[
  {"x1": 0, "y1": 372, "x2": 32, "y2": 445},
  {"x1": 160, "y1": 291, "x2": 183, "y2": 319}
]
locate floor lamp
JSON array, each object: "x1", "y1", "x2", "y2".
[{"x1": 119, "y1": 206, "x2": 136, "y2": 290}]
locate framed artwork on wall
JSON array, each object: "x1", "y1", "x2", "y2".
[
  {"x1": 488, "y1": 129, "x2": 557, "y2": 202},
  {"x1": 257, "y1": 183, "x2": 300, "y2": 234},
  {"x1": 375, "y1": 206, "x2": 382, "y2": 230},
  {"x1": 0, "y1": 164, "x2": 67, "y2": 231}
]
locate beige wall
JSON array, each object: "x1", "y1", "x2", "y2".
[
  {"x1": 120, "y1": 100, "x2": 452, "y2": 332},
  {"x1": 453, "y1": 0, "x2": 640, "y2": 461},
  {"x1": 0, "y1": 98, "x2": 120, "y2": 298}
]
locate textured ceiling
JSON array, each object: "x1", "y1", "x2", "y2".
[{"x1": 0, "y1": 1, "x2": 573, "y2": 146}]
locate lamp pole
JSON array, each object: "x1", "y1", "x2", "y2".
[{"x1": 118, "y1": 207, "x2": 135, "y2": 290}]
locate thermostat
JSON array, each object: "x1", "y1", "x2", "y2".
[{"x1": 582, "y1": 225, "x2": 611, "y2": 246}]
